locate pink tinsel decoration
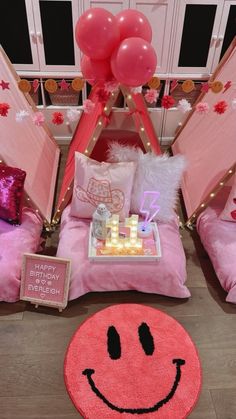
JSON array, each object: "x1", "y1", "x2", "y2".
[
  {"x1": 161, "y1": 95, "x2": 175, "y2": 109},
  {"x1": 214, "y1": 100, "x2": 228, "y2": 115},
  {"x1": 195, "y1": 102, "x2": 210, "y2": 115},
  {"x1": 96, "y1": 88, "x2": 110, "y2": 104},
  {"x1": 52, "y1": 112, "x2": 64, "y2": 125},
  {"x1": 83, "y1": 99, "x2": 95, "y2": 114},
  {"x1": 144, "y1": 89, "x2": 158, "y2": 104},
  {"x1": 32, "y1": 111, "x2": 45, "y2": 126}
]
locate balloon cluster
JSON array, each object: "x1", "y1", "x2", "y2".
[{"x1": 75, "y1": 8, "x2": 157, "y2": 87}]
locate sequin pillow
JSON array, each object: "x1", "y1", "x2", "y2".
[
  {"x1": 70, "y1": 152, "x2": 137, "y2": 220},
  {"x1": 0, "y1": 164, "x2": 26, "y2": 224},
  {"x1": 220, "y1": 175, "x2": 236, "y2": 221}
]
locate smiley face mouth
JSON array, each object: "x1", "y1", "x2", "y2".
[{"x1": 82, "y1": 358, "x2": 185, "y2": 414}]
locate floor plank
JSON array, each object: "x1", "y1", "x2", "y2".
[{"x1": 210, "y1": 388, "x2": 236, "y2": 419}]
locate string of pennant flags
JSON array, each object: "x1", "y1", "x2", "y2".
[{"x1": 0, "y1": 76, "x2": 236, "y2": 124}]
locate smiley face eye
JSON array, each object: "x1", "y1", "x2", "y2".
[
  {"x1": 107, "y1": 326, "x2": 121, "y2": 360},
  {"x1": 138, "y1": 323, "x2": 155, "y2": 356}
]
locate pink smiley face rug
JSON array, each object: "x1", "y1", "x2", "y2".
[{"x1": 64, "y1": 304, "x2": 202, "y2": 418}]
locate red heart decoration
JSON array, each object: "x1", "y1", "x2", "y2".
[{"x1": 230, "y1": 210, "x2": 236, "y2": 220}]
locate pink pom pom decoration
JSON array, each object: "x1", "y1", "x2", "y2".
[{"x1": 195, "y1": 102, "x2": 210, "y2": 115}]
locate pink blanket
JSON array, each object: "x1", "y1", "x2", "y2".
[
  {"x1": 197, "y1": 188, "x2": 236, "y2": 304},
  {"x1": 0, "y1": 208, "x2": 43, "y2": 302},
  {"x1": 57, "y1": 205, "x2": 190, "y2": 300}
]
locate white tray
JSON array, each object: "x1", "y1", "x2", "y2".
[{"x1": 88, "y1": 222, "x2": 161, "y2": 262}]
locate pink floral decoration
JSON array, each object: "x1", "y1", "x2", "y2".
[
  {"x1": 32, "y1": 111, "x2": 45, "y2": 126},
  {"x1": 83, "y1": 99, "x2": 95, "y2": 114},
  {"x1": 104, "y1": 80, "x2": 119, "y2": 93},
  {"x1": 161, "y1": 95, "x2": 175, "y2": 109},
  {"x1": 0, "y1": 103, "x2": 10, "y2": 116},
  {"x1": 214, "y1": 100, "x2": 228, "y2": 115},
  {"x1": 144, "y1": 89, "x2": 158, "y2": 104},
  {"x1": 52, "y1": 112, "x2": 64, "y2": 125},
  {"x1": 195, "y1": 102, "x2": 210, "y2": 115}
]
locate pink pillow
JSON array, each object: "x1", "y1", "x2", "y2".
[
  {"x1": 70, "y1": 152, "x2": 137, "y2": 220},
  {"x1": 0, "y1": 164, "x2": 26, "y2": 225},
  {"x1": 220, "y1": 175, "x2": 236, "y2": 221}
]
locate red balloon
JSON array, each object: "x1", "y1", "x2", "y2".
[
  {"x1": 116, "y1": 9, "x2": 152, "y2": 42},
  {"x1": 75, "y1": 8, "x2": 120, "y2": 60},
  {"x1": 81, "y1": 55, "x2": 112, "y2": 85},
  {"x1": 111, "y1": 37, "x2": 157, "y2": 87}
]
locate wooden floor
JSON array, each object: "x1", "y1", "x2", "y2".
[{"x1": 0, "y1": 146, "x2": 236, "y2": 418}]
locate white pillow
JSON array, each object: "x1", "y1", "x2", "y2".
[{"x1": 107, "y1": 144, "x2": 187, "y2": 222}]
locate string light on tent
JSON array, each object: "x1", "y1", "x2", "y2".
[{"x1": 210, "y1": 193, "x2": 215, "y2": 198}]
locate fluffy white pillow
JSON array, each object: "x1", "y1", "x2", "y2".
[{"x1": 107, "y1": 143, "x2": 187, "y2": 222}]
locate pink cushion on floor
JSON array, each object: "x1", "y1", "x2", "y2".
[
  {"x1": 197, "y1": 188, "x2": 236, "y2": 304},
  {"x1": 0, "y1": 207, "x2": 43, "y2": 302},
  {"x1": 57, "y1": 205, "x2": 190, "y2": 300}
]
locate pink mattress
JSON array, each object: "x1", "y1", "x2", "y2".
[
  {"x1": 197, "y1": 188, "x2": 236, "y2": 304},
  {"x1": 57, "y1": 205, "x2": 190, "y2": 300},
  {"x1": 0, "y1": 208, "x2": 43, "y2": 302}
]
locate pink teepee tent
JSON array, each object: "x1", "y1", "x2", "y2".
[
  {"x1": 172, "y1": 38, "x2": 236, "y2": 227},
  {"x1": 0, "y1": 46, "x2": 60, "y2": 226}
]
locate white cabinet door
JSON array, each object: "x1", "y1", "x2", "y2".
[
  {"x1": 130, "y1": 0, "x2": 175, "y2": 74},
  {"x1": 211, "y1": 1, "x2": 236, "y2": 71},
  {"x1": 83, "y1": 0, "x2": 129, "y2": 14},
  {"x1": 171, "y1": 0, "x2": 224, "y2": 75},
  {"x1": 0, "y1": 0, "x2": 40, "y2": 71},
  {"x1": 32, "y1": 0, "x2": 81, "y2": 72}
]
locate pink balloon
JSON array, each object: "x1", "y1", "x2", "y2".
[
  {"x1": 111, "y1": 37, "x2": 157, "y2": 87},
  {"x1": 75, "y1": 8, "x2": 120, "y2": 60},
  {"x1": 81, "y1": 55, "x2": 112, "y2": 85},
  {"x1": 116, "y1": 9, "x2": 152, "y2": 42}
]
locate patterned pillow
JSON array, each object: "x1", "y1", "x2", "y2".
[
  {"x1": 0, "y1": 164, "x2": 26, "y2": 224},
  {"x1": 220, "y1": 175, "x2": 236, "y2": 221},
  {"x1": 70, "y1": 152, "x2": 137, "y2": 220}
]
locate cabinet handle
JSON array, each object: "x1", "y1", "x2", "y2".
[
  {"x1": 218, "y1": 35, "x2": 224, "y2": 42},
  {"x1": 212, "y1": 35, "x2": 217, "y2": 41}
]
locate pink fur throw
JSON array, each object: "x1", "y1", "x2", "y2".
[{"x1": 107, "y1": 144, "x2": 187, "y2": 222}]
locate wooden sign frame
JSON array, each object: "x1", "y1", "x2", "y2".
[{"x1": 20, "y1": 253, "x2": 71, "y2": 311}]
